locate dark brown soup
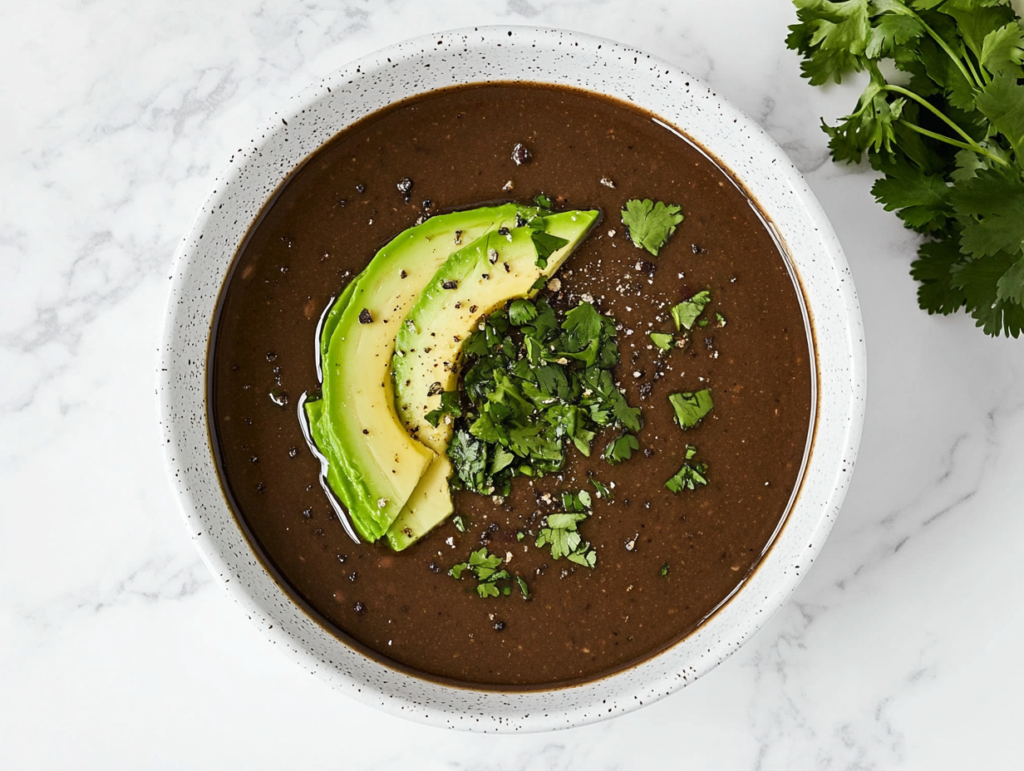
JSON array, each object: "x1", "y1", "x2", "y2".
[{"x1": 210, "y1": 83, "x2": 813, "y2": 689}]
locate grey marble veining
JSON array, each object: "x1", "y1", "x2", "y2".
[{"x1": 2, "y1": 0, "x2": 1023, "y2": 768}]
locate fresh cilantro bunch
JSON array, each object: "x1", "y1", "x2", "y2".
[
  {"x1": 787, "y1": 0, "x2": 1024, "y2": 337},
  {"x1": 436, "y1": 297, "x2": 643, "y2": 496}
]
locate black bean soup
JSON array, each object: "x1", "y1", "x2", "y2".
[{"x1": 209, "y1": 83, "x2": 814, "y2": 688}]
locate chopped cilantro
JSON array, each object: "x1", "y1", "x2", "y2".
[
  {"x1": 453, "y1": 515, "x2": 466, "y2": 533},
  {"x1": 531, "y1": 230, "x2": 570, "y2": 269},
  {"x1": 477, "y1": 583, "x2": 500, "y2": 598},
  {"x1": 590, "y1": 477, "x2": 613, "y2": 500},
  {"x1": 445, "y1": 298, "x2": 643, "y2": 494},
  {"x1": 649, "y1": 331, "x2": 675, "y2": 351},
  {"x1": 787, "y1": 0, "x2": 1024, "y2": 336},
  {"x1": 425, "y1": 389, "x2": 463, "y2": 428},
  {"x1": 660, "y1": 562, "x2": 670, "y2": 577},
  {"x1": 665, "y1": 460, "x2": 709, "y2": 494},
  {"x1": 516, "y1": 575, "x2": 531, "y2": 599},
  {"x1": 535, "y1": 506, "x2": 597, "y2": 568},
  {"x1": 621, "y1": 199, "x2": 685, "y2": 256},
  {"x1": 715, "y1": 312, "x2": 727, "y2": 328},
  {"x1": 670, "y1": 290, "x2": 711, "y2": 331},
  {"x1": 508, "y1": 299, "x2": 538, "y2": 325},
  {"x1": 533, "y1": 193, "x2": 554, "y2": 210},
  {"x1": 450, "y1": 547, "x2": 522, "y2": 599},
  {"x1": 603, "y1": 433, "x2": 639, "y2": 464},
  {"x1": 669, "y1": 389, "x2": 714, "y2": 429}
]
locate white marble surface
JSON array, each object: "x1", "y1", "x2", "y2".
[{"x1": 2, "y1": 0, "x2": 1022, "y2": 767}]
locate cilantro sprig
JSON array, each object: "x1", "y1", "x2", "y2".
[
  {"x1": 444, "y1": 298, "x2": 643, "y2": 496},
  {"x1": 450, "y1": 547, "x2": 513, "y2": 598},
  {"x1": 535, "y1": 489, "x2": 598, "y2": 568},
  {"x1": 787, "y1": 0, "x2": 1024, "y2": 337}
]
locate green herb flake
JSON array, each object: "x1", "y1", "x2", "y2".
[
  {"x1": 453, "y1": 515, "x2": 466, "y2": 533},
  {"x1": 590, "y1": 477, "x2": 613, "y2": 500},
  {"x1": 508, "y1": 299, "x2": 538, "y2": 326},
  {"x1": 649, "y1": 331, "x2": 675, "y2": 351},
  {"x1": 531, "y1": 230, "x2": 571, "y2": 269},
  {"x1": 716, "y1": 312, "x2": 727, "y2": 328},
  {"x1": 533, "y1": 193, "x2": 554, "y2": 210},
  {"x1": 603, "y1": 433, "x2": 639, "y2": 465},
  {"x1": 516, "y1": 575, "x2": 531, "y2": 599},
  {"x1": 425, "y1": 390, "x2": 463, "y2": 428},
  {"x1": 535, "y1": 508, "x2": 597, "y2": 568},
  {"x1": 665, "y1": 462, "x2": 709, "y2": 494},
  {"x1": 660, "y1": 562, "x2": 670, "y2": 577},
  {"x1": 669, "y1": 389, "x2": 714, "y2": 429},
  {"x1": 621, "y1": 199, "x2": 685, "y2": 256},
  {"x1": 670, "y1": 290, "x2": 711, "y2": 331},
  {"x1": 477, "y1": 583, "x2": 500, "y2": 598}
]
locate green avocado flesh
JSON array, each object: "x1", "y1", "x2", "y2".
[
  {"x1": 305, "y1": 204, "x2": 541, "y2": 541},
  {"x1": 386, "y1": 209, "x2": 600, "y2": 550}
]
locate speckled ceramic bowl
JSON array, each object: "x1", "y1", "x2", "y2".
[{"x1": 159, "y1": 26, "x2": 865, "y2": 732}]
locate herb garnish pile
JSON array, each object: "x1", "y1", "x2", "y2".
[
  {"x1": 429, "y1": 296, "x2": 643, "y2": 496},
  {"x1": 787, "y1": 0, "x2": 1024, "y2": 337}
]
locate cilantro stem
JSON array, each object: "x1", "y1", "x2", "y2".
[
  {"x1": 899, "y1": 121, "x2": 1007, "y2": 166},
  {"x1": 914, "y1": 15, "x2": 984, "y2": 90},
  {"x1": 882, "y1": 84, "x2": 996, "y2": 159},
  {"x1": 962, "y1": 48, "x2": 988, "y2": 89}
]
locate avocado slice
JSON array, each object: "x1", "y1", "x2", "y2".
[
  {"x1": 306, "y1": 204, "x2": 540, "y2": 541},
  {"x1": 386, "y1": 209, "x2": 601, "y2": 549}
]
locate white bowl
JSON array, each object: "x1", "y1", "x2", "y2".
[{"x1": 158, "y1": 26, "x2": 865, "y2": 732}]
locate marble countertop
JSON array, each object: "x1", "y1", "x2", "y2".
[{"x1": 3, "y1": 1, "x2": 1023, "y2": 768}]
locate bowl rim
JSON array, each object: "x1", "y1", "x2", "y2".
[{"x1": 158, "y1": 24, "x2": 866, "y2": 732}]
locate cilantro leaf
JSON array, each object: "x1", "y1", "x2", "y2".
[
  {"x1": 531, "y1": 230, "x2": 570, "y2": 269},
  {"x1": 535, "y1": 507, "x2": 596, "y2": 567},
  {"x1": 603, "y1": 433, "x2": 639, "y2": 465},
  {"x1": 424, "y1": 390, "x2": 463, "y2": 428},
  {"x1": 870, "y1": 160, "x2": 952, "y2": 233},
  {"x1": 974, "y1": 73, "x2": 1024, "y2": 160},
  {"x1": 448, "y1": 429, "x2": 489, "y2": 493},
  {"x1": 561, "y1": 302, "x2": 603, "y2": 352},
  {"x1": 997, "y1": 255, "x2": 1024, "y2": 305},
  {"x1": 621, "y1": 199, "x2": 684, "y2": 256},
  {"x1": 515, "y1": 575, "x2": 531, "y2": 599},
  {"x1": 533, "y1": 193, "x2": 553, "y2": 210},
  {"x1": 671, "y1": 290, "x2": 711, "y2": 330},
  {"x1": 590, "y1": 477, "x2": 613, "y2": 500},
  {"x1": 911, "y1": 238, "x2": 969, "y2": 316},
  {"x1": 979, "y1": 22, "x2": 1024, "y2": 75},
  {"x1": 665, "y1": 461, "x2": 709, "y2": 494},
  {"x1": 951, "y1": 251, "x2": 1024, "y2": 336},
  {"x1": 508, "y1": 299, "x2": 538, "y2": 325},
  {"x1": 649, "y1": 331, "x2": 675, "y2": 351},
  {"x1": 477, "y1": 583, "x2": 500, "y2": 598},
  {"x1": 949, "y1": 164, "x2": 1024, "y2": 259},
  {"x1": 669, "y1": 389, "x2": 714, "y2": 429},
  {"x1": 786, "y1": 0, "x2": 872, "y2": 85}
]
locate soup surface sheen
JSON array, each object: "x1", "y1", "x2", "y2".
[{"x1": 210, "y1": 83, "x2": 813, "y2": 688}]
